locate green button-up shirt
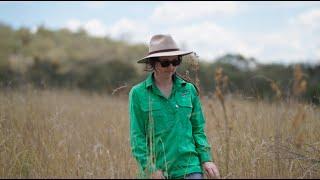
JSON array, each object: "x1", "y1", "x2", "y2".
[{"x1": 129, "y1": 73, "x2": 213, "y2": 179}]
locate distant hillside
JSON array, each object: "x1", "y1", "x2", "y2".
[
  {"x1": 214, "y1": 54, "x2": 258, "y2": 71},
  {"x1": 0, "y1": 23, "x2": 148, "y2": 70},
  {"x1": 0, "y1": 22, "x2": 319, "y2": 104}
]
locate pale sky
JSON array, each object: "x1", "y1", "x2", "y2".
[{"x1": 0, "y1": 1, "x2": 319, "y2": 64}]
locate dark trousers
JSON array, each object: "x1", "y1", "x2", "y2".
[{"x1": 184, "y1": 172, "x2": 203, "y2": 179}]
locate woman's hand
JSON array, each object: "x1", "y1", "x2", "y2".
[
  {"x1": 202, "y1": 162, "x2": 220, "y2": 179},
  {"x1": 151, "y1": 170, "x2": 165, "y2": 179}
]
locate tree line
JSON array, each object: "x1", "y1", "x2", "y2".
[{"x1": 0, "y1": 23, "x2": 319, "y2": 104}]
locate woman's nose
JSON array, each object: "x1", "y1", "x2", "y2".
[{"x1": 168, "y1": 63, "x2": 175, "y2": 69}]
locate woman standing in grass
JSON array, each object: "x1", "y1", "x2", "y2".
[{"x1": 129, "y1": 34, "x2": 220, "y2": 179}]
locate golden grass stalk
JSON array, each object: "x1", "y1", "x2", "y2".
[
  {"x1": 192, "y1": 53, "x2": 201, "y2": 94},
  {"x1": 293, "y1": 64, "x2": 307, "y2": 97},
  {"x1": 268, "y1": 80, "x2": 282, "y2": 100},
  {"x1": 111, "y1": 84, "x2": 129, "y2": 96},
  {"x1": 214, "y1": 67, "x2": 231, "y2": 176}
]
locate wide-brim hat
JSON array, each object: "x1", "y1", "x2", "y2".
[{"x1": 137, "y1": 34, "x2": 193, "y2": 63}]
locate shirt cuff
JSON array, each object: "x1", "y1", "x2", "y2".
[{"x1": 199, "y1": 152, "x2": 213, "y2": 163}]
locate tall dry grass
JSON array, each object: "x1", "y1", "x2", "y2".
[
  {"x1": 209, "y1": 65, "x2": 319, "y2": 178},
  {"x1": 0, "y1": 87, "x2": 319, "y2": 178},
  {"x1": 0, "y1": 88, "x2": 137, "y2": 178},
  {"x1": 205, "y1": 95, "x2": 320, "y2": 178}
]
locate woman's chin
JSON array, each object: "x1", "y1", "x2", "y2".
[{"x1": 166, "y1": 71, "x2": 175, "y2": 75}]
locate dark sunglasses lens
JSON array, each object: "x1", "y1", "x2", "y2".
[
  {"x1": 160, "y1": 61, "x2": 170, "y2": 67},
  {"x1": 159, "y1": 59, "x2": 181, "y2": 67},
  {"x1": 172, "y1": 59, "x2": 181, "y2": 66}
]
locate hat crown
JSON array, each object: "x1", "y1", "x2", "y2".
[
  {"x1": 149, "y1": 34, "x2": 179, "y2": 54},
  {"x1": 137, "y1": 34, "x2": 193, "y2": 63}
]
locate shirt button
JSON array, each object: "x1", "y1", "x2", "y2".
[{"x1": 176, "y1": 104, "x2": 179, "y2": 108}]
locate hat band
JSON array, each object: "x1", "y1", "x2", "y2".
[{"x1": 148, "y1": 48, "x2": 180, "y2": 55}]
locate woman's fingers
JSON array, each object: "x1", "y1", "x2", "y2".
[
  {"x1": 212, "y1": 165, "x2": 220, "y2": 178},
  {"x1": 206, "y1": 166, "x2": 221, "y2": 179},
  {"x1": 203, "y1": 162, "x2": 220, "y2": 179},
  {"x1": 205, "y1": 166, "x2": 215, "y2": 178}
]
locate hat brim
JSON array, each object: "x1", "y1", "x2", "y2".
[{"x1": 137, "y1": 50, "x2": 193, "y2": 63}]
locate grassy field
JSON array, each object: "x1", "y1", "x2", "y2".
[{"x1": 0, "y1": 88, "x2": 319, "y2": 178}]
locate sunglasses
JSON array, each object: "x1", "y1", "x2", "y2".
[{"x1": 158, "y1": 58, "x2": 182, "y2": 67}]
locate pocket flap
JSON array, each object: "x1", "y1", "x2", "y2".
[{"x1": 177, "y1": 97, "x2": 192, "y2": 108}]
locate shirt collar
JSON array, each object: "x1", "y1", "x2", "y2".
[
  {"x1": 145, "y1": 72, "x2": 187, "y2": 89},
  {"x1": 145, "y1": 73, "x2": 153, "y2": 88},
  {"x1": 174, "y1": 73, "x2": 187, "y2": 88}
]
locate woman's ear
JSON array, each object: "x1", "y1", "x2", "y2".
[{"x1": 154, "y1": 62, "x2": 160, "y2": 72}]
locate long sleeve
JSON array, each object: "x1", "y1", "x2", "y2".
[
  {"x1": 129, "y1": 88, "x2": 155, "y2": 176},
  {"x1": 189, "y1": 85, "x2": 213, "y2": 163}
]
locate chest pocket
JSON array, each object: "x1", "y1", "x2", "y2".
[
  {"x1": 176, "y1": 91, "x2": 193, "y2": 121},
  {"x1": 141, "y1": 101, "x2": 171, "y2": 135}
]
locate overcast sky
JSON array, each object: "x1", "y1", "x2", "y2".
[{"x1": 0, "y1": 1, "x2": 319, "y2": 64}]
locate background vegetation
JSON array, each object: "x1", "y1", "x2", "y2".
[
  {"x1": 0, "y1": 23, "x2": 319, "y2": 178},
  {"x1": 0, "y1": 23, "x2": 319, "y2": 104}
]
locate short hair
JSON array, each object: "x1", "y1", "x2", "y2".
[{"x1": 144, "y1": 57, "x2": 158, "y2": 72}]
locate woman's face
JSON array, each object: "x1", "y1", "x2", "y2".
[{"x1": 154, "y1": 56, "x2": 180, "y2": 77}]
